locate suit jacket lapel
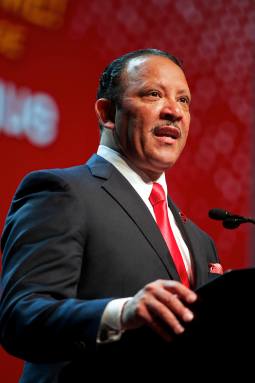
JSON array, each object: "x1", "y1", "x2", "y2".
[
  {"x1": 87, "y1": 154, "x2": 181, "y2": 281},
  {"x1": 167, "y1": 197, "x2": 207, "y2": 288}
]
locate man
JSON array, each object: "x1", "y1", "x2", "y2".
[{"x1": 0, "y1": 49, "x2": 221, "y2": 381}]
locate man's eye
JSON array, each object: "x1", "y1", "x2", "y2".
[
  {"x1": 179, "y1": 96, "x2": 190, "y2": 104},
  {"x1": 147, "y1": 91, "x2": 160, "y2": 97}
]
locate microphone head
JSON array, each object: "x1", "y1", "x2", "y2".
[
  {"x1": 208, "y1": 208, "x2": 230, "y2": 220},
  {"x1": 222, "y1": 218, "x2": 241, "y2": 230}
]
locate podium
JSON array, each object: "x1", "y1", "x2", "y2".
[
  {"x1": 84, "y1": 269, "x2": 255, "y2": 378},
  {"x1": 173, "y1": 268, "x2": 255, "y2": 372}
]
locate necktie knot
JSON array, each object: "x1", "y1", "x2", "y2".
[{"x1": 149, "y1": 183, "x2": 166, "y2": 206}]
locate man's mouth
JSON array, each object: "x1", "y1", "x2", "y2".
[{"x1": 153, "y1": 125, "x2": 181, "y2": 140}]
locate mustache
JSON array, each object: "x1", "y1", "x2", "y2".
[{"x1": 155, "y1": 121, "x2": 179, "y2": 129}]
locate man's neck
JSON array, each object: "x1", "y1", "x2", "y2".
[{"x1": 99, "y1": 143, "x2": 164, "y2": 183}]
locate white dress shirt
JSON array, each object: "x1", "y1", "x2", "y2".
[{"x1": 96, "y1": 145, "x2": 193, "y2": 342}]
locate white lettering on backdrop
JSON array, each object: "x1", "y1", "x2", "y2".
[{"x1": 0, "y1": 79, "x2": 59, "y2": 146}]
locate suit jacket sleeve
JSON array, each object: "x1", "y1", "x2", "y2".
[{"x1": 0, "y1": 170, "x2": 111, "y2": 363}]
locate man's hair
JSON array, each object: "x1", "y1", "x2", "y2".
[{"x1": 96, "y1": 48, "x2": 183, "y2": 132}]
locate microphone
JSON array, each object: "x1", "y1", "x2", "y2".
[
  {"x1": 208, "y1": 208, "x2": 255, "y2": 230},
  {"x1": 208, "y1": 208, "x2": 233, "y2": 221}
]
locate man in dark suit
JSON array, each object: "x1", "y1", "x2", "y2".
[{"x1": 0, "y1": 49, "x2": 221, "y2": 381}]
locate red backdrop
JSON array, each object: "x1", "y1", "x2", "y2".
[{"x1": 0, "y1": 1, "x2": 254, "y2": 381}]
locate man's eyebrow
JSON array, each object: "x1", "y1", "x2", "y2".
[{"x1": 177, "y1": 89, "x2": 192, "y2": 100}]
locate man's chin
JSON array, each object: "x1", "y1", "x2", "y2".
[
  {"x1": 152, "y1": 155, "x2": 179, "y2": 171},
  {"x1": 139, "y1": 159, "x2": 177, "y2": 181}
]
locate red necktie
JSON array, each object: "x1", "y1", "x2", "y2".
[{"x1": 149, "y1": 183, "x2": 190, "y2": 287}]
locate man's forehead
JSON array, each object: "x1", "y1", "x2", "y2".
[
  {"x1": 125, "y1": 56, "x2": 151, "y2": 74},
  {"x1": 124, "y1": 55, "x2": 184, "y2": 79},
  {"x1": 123, "y1": 55, "x2": 190, "y2": 93}
]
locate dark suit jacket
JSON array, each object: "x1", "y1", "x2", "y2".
[{"x1": 0, "y1": 154, "x2": 219, "y2": 382}]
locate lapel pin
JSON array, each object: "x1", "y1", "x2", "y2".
[{"x1": 179, "y1": 211, "x2": 187, "y2": 223}]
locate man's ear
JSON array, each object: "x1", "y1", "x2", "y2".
[{"x1": 95, "y1": 98, "x2": 116, "y2": 130}]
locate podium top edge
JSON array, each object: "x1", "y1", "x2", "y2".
[{"x1": 196, "y1": 267, "x2": 255, "y2": 293}]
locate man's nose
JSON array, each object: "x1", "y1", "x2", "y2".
[{"x1": 160, "y1": 100, "x2": 182, "y2": 122}]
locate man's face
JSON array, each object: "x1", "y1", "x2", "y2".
[{"x1": 113, "y1": 55, "x2": 191, "y2": 179}]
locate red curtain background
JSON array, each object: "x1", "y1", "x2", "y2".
[{"x1": 0, "y1": 1, "x2": 254, "y2": 381}]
